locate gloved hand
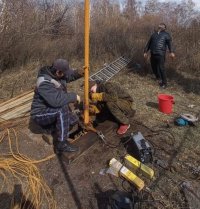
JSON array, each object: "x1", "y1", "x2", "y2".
[
  {"x1": 91, "y1": 93, "x2": 103, "y2": 102},
  {"x1": 89, "y1": 105, "x2": 100, "y2": 114},
  {"x1": 76, "y1": 95, "x2": 81, "y2": 104}
]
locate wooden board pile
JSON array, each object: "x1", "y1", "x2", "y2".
[{"x1": 0, "y1": 90, "x2": 33, "y2": 123}]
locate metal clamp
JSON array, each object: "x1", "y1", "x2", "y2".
[{"x1": 97, "y1": 131, "x2": 105, "y2": 140}]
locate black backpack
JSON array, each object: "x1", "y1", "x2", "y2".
[{"x1": 107, "y1": 191, "x2": 135, "y2": 209}]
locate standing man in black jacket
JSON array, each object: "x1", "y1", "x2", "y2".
[
  {"x1": 31, "y1": 59, "x2": 83, "y2": 153},
  {"x1": 144, "y1": 23, "x2": 175, "y2": 88}
]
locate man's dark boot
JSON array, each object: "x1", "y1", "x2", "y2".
[
  {"x1": 160, "y1": 83, "x2": 167, "y2": 89},
  {"x1": 56, "y1": 141, "x2": 79, "y2": 153}
]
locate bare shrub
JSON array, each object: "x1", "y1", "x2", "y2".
[{"x1": 0, "y1": 0, "x2": 199, "y2": 75}]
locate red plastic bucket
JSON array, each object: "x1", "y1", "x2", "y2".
[{"x1": 158, "y1": 94, "x2": 174, "y2": 114}]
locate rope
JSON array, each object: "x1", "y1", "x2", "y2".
[{"x1": 0, "y1": 128, "x2": 56, "y2": 209}]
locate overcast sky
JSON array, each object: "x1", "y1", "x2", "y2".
[
  {"x1": 143, "y1": 0, "x2": 200, "y2": 8},
  {"x1": 120, "y1": 0, "x2": 200, "y2": 9}
]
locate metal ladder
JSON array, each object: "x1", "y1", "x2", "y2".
[{"x1": 89, "y1": 56, "x2": 131, "y2": 82}]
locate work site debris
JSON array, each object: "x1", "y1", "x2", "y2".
[
  {"x1": 154, "y1": 159, "x2": 169, "y2": 170},
  {"x1": 184, "y1": 162, "x2": 200, "y2": 177},
  {"x1": 174, "y1": 113, "x2": 199, "y2": 127},
  {"x1": 180, "y1": 113, "x2": 199, "y2": 122},
  {"x1": 188, "y1": 104, "x2": 195, "y2": 108},
  {"x1": 99, "y1": 168, "x2": 109, "y2": 176},
  {"x1": 181, "y1": 181, "x2": 200, "y2": 209}
]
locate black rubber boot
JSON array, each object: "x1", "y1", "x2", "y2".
[
  {"x1": 56, "y1": 141, "x2": 79, "y2": 153},
  {"x1": 160, "y1": 83, "x2": 167, "y2": 89}
]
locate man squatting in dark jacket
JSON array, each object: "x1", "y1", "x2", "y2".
[
  {"x1": 89, "y1": 81, "x2": 135, "y2": 135},
  {"x1": 144, "y1": 23, "x2": 175, "y2": 88},
  {"x1": 31, "y1": 59, "x2": 83, "y2": 153}
]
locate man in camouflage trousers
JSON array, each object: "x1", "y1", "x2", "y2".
[{"x1": 90, "y1": 81, "x2": 135, "y2": 135}]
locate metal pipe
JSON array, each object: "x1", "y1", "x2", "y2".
[{"x1": 84, "y1": 0, "x2": 90, "y2": 124}]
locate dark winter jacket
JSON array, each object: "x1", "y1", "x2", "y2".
[
  {"x1": 97, "y1": 82, "x2": 133, "y2": 103},
  {"x1": 144, "y1": 31, "x2": 173, "y2": 56},
  {"x1": 31, "y1": 66, "x2": 82, "y2": 117}
]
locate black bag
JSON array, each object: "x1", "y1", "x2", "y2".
[{"x1": 107, "y1": 191, "x2": 135, "y2": 209}]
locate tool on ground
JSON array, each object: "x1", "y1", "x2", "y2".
[
  {"x1": 124, "y1": 154, "x2": 154, "y2": 179},
  {"x1": 174, "y1": 117, "x2": 190, "y2": 126},
  {"x1": 127, "y1": 132, "x2": 153, "y2": 164},
  {"x1": 180, "y1": 113, "x2": 198, "y2": 122},
  {"x1": 109, "y1": 158, "x2": 145, "y2": 191},
  {"x1": 174, "y1": 113, "x2": 198, "y2": 127},
  {"x1": 83, "y1": 124, "x2": 119, "y2": 148},
  {"x1": 108, "y1": 155, "x2": 155, "y2": 191}
]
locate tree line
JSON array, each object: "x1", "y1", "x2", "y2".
[{"x1": 0, "y1": 0, "x2": 199, "y2": 74}]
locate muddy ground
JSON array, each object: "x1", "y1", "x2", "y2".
[{"x1": 0, "y1": 61, "x2": 200, "y2": 209}]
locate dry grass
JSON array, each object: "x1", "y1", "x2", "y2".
[
  {"x1": 0, "y1": 63, "x2": 200, "y2": 208},
  {"x1": 111, "y1": 69, "x2": 200, "y2": 208}
]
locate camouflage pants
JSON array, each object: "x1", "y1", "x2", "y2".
[{"x1": 106, "y1": 99, "x2": 135, "y2": 124}]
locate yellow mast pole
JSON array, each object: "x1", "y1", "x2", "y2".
[{"x1": 84, "y1": 0, "x2": 90, "y2": 124}]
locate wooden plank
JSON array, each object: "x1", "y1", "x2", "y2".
[
  {"x1": 0, "y1": 93, "x2": 33, "y2": 111},
  {"x1": 61, "y1": 120, "x2": 118, "y2": 163},
  {"x1": 61, "y1": 131, "x2": 98, "y2": 163},
  {"x1": 0, "y1": 103, "x2": 31, "y2": 121},
  {"x1": 0, "y1": 90, "x2": 33, "y2": 107},
  {"x1": 0, "y1": 97, "x2": 33, "y2": 114},
  {"x1": 0, "y1": 102, "x2": 31, "y2": 118}
]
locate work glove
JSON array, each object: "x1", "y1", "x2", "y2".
[
  {"x1": 89, "y1": 105, "x2": 100, "y2": 114},
  {"x1": 90, "y1": 93, "x2": 103, "y2": 102},
  {"x1": 76, "y1": 95, "x2": 81, "y2": 104}
]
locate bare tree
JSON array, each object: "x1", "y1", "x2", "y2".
[
  {"x1": 124, "y1": 0, "x2": 137, "y2": 18},
  {"x1": 0, "y1": 0, "x2": 199, "y2": 76}
]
